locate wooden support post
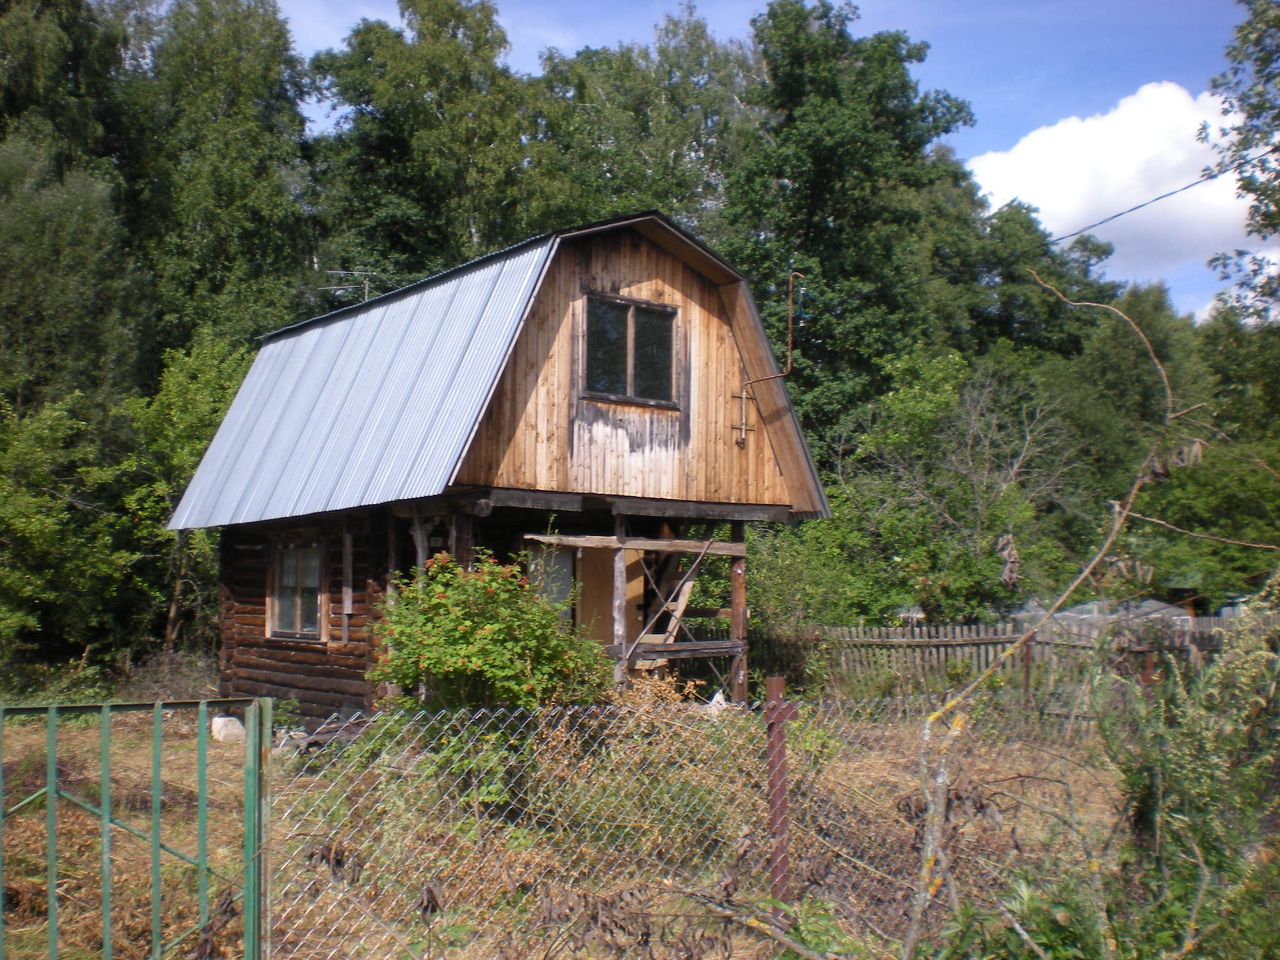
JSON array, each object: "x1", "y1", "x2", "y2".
[
  {"x1": 730, "y1": 520, "x2": 748, "y2": 704},
  {"x1": 764, "y1": 676, "x2": 796, "y2": 921},
  {"x1": 613, "y1": 516, "x2": 629, "y2": 687},
  {"x1": 410, "y1": 505, "x2": 427, "y2": 567},
  {"x1": 449, "y1": 513, "x2": 474, "y2": 569},
  {"x1": 341, "y1": 523, "x2": 353, "y2": 644}
]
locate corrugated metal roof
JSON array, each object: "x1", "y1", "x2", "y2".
[{"x1": 169, "y1": 238, "x2": 556, "y2": 529}]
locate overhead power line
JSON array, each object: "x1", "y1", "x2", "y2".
[{"x1": 1047, "y1": 146, "x2": 1278, "y2": 245}]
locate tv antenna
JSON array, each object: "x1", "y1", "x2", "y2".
[{"x1": 319, "y1": 270, "x2": 390, "y2": 302}]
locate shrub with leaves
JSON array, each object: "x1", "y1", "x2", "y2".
[
  {"x1": 369, "y1": 551, "x2": 610, "y2": 709},
  {"x1": 935, "y1": 595, "x2": 1280, "y2": 959}
]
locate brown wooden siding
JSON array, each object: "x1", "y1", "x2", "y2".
[
  {"x1": 219, "y1": 512, "x2": 389, "y2": 725},
  {"x1": 455, "y1": 230, "x2": 791, "y2": 505}
]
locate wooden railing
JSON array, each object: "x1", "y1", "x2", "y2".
[{"x1": 692, "y1": 614, "x2": 1280, "y2": 695}]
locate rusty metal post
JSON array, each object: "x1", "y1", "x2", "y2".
[
  {"x1": 1023, "y1": 631, "x2": 1034, "y2": 708},
  {"x1": 764, "y1": 676, "x2": 796, "y2": 919}
]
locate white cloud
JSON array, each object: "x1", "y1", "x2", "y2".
[{"x1": 967, "y1": 82, "x2": 1254, "y2": 287}]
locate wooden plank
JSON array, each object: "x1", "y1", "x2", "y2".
[
  {"x1": 486, "y1": 488, "x2": 584, "y2": 512},
  {"x1": 609, "y1": 496, "x2": 792, "y2": 523},
  {"x1": 612, "y1": 520, "x2": 628, "y2": 682},
  {"x1": 523, "y1": 532, "x2": 746, "y2": 557},
  {"x1": 718, "y1": 280, "x2": 826, "y2": 516},
  {"x1": 231, "y1": 668, "x2": 369, "y2": 698},
  {"x1": 606, "y1": 641, "x2": 745, "y2": 660}
]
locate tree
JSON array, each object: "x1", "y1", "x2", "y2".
[
  {"x1": 1197, "y1": 304, "x2": 1280, "y2": 442},
  {"x1": 139, "y1": 0, "x2": 310, "y2": 357},
  {"x1": 0, "y1": 0, "x2": 126, "y2": 163},
  {"x1": 529, "y1": 5, "x2": 754, "y2": 236},
  {"x1": 0, "y1": 398, "x2": 142, "y2": 673},
  {"x1": 719, "y1": 1, "x2": 1118, "y2": 462},
  {"x1": 117, "y1": 331, "x2": 252, "y2": 651},
  {"x1": 312, "y1": 0, "x2": 531, "y2": 284},
  {"x1": 722, "y1": 1, "x2": 973, "y2": 452},
  {"x1": 756, "y1": 350, "x2": 1083, "y2": 625},
  {"x1": 1209, "y1": 0, "x2": 1280, "y2": 318},
  {"x1": 0, "y1": 135, "x2": 133, "y2": 415}
]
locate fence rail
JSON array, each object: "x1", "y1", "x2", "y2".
[
  {"x1": 692, "y1": 613, "x2": 1280, "y2": 698},
  {"x1": 0, "y1": 698, "x2": 271, "y2": 960}
]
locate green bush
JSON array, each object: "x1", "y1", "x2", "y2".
[
  {"x1": 369, "y1": 551, "x2": 610, "y2": 709},
  {"x1": 933, "y1": 602, "x2": 1280, "y2": 959}
]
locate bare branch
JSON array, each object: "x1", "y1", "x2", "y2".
[
  {"x1": 1127, "y1": 509, "x2": 1280, "y2": 551},
  {"x1": 664, "y1": 883, "x2": 836, "y2": 960}
]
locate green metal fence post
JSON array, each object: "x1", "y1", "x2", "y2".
[
  {"x1": 151, "y1": 702, "x2": 163, "y2": 959},
  {"x1": 46, "y1": 706, "x2": 58, "y2": 960},
  {"x1": 197, "y1": 700, "x2": 209, "y2": 934},
  {"x1": 101, "y1": 704, "x2": 113, "y2": 960},
  {"x1": 261, "y1": 697, "x2": 272, "y2": 959},
  {"x1": 1, "y1": 705, "x2": 6, "y2": 957},
  {"x1": 242, "y1": 699, "x2": 268, "y2": 960}
]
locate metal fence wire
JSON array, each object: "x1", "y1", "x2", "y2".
[
  {"x1": 0, "y1": 699, "x2": 270, "y2": 960},
  {"x1": 270, "y1": 687, "x2": 1114, "y2": 959}
]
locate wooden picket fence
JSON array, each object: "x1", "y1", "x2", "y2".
[{"x1": 719, "y1": 614, "x2": 1280, "y2": 697}]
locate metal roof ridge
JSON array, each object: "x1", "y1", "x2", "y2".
[
  {"x1": 261, "y1": 232, "x2": 555, "y2": 342},
  {"x1": 259, "y1": 210, "x2": 736, "y2": 343}
]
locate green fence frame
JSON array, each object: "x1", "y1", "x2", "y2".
[{"x1": 0, "y1": 697, "x2": 272, "y2": 959}]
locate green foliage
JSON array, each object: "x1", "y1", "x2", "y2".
[
  {"x1": 138, "y1": 0, "x2": 311, "y2": 355},
  {"x1": 722, "y1": 1, "x2": 973, "y2": 447},
  {"x1": 0, "y1": 135, "x2": 133, "y2": 413},
  {"x1": 775, "y1": 897, "x2": 864, "y2": 958},
  {"x1": 115, "y1": 331, "x2": 252, "y2": 648},
  {"x1": 1208, "y1": 0, "x2": 1280, "y2": 317},
  {"x1": 531, "y1": 5, "x2": 752, "y2": 234},
  {"x1": 1197, "y1": 305, "x2": 1280, "y2": 442},
  {"x1": 311, "y1": 0, "x2": 532, "y2": 282},
  {"x1": 370, "y1": 551, "x2": 610, "y2": 709},
  {"x1": 1129, "y1": 441, "x2": 1280, "y2": 607},
  {"x1": 753, "y1": 349, "x2": 1082, "y2": 626},
  {"x1": 936, "y1": 603, "x2": 1280, "y2": 959},
  {"x1": 0, "y1": 398, "x2": 141, "y2": 672},
  {"x1": 0, "y1": 0, "x2": 126, "y2": 161}
]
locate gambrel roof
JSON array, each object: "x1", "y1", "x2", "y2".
[{"x1": 170, "y1": 213, "x2": 828, "y2": 530}]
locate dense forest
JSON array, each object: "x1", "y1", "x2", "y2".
[{"x1": 1, "y1": 0, "x2": 1277, "y2": 681}]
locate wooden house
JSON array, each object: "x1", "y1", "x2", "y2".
[{"x1": 170, "y1": 213, "x2": 828, "y2": 725}]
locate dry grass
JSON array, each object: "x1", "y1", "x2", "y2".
[
  {"x1": 1, "y1": 710, "x2": 250, "y2": 959},
  {"x1": 2, "y1": 689, "x2": 1121, "y2": 959},
  {"x1": 267, "y1": 699, "x2": 1121, "y2": 958}
]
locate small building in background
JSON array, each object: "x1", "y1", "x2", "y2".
[{"x1": 170, "y1": 212, "x2": 828, "y2": 725}]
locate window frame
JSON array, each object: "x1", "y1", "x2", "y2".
[
  {"x1": 581, "y1": 292, "x2": 678, "y2": 408},
  {"x1": 268, "y1": 536, "x2": 325, "y2": 641}
]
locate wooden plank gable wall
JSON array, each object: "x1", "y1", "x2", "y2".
[{"x1": 456, "y1": 230, "x2": 792, "y2": 506}]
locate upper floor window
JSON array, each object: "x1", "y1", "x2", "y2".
[
  {"x1": 585, "y1": 295, "x2": 675, "y2": 404},
  {"x1": 272, "y1": 542, "x2": 322, "y2": 638}
]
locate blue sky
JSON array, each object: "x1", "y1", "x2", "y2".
[{"x1": 280, "y1": 0, "x2": 1253, "y2": 318}]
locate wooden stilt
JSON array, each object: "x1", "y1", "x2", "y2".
[
  {"x1": 730, "y1": 520, "x2": 748, "y2": 703},
  {"x1": 613, "y1": 515, "x2": 629, "y2": 687}
]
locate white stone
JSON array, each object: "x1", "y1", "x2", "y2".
[{"x1": 211, "y1": 715, "x2": 245, "y2": 743}]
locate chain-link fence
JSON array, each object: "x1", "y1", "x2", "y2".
[{"x1": 268, "y1": 682, "x2": 1116, "y2": 958}]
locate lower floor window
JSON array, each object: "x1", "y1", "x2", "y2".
[{"x1": 274, "y1": 545, "x2": 322, "y2": 637}]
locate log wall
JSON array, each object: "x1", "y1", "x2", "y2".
[{"x1": 219, "y1": 510, "x2": 390, "y2": 726}]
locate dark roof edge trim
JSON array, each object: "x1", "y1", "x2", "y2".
[
  {"x1": 260, "y1": 232, "x2": 553, "y2": 343},
  {"x1": 445, "y1": 237, "x2": 563, "y2": 487},
  {"x1": 259, "y1": 211, "x2": 739, "y2": 344}
]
